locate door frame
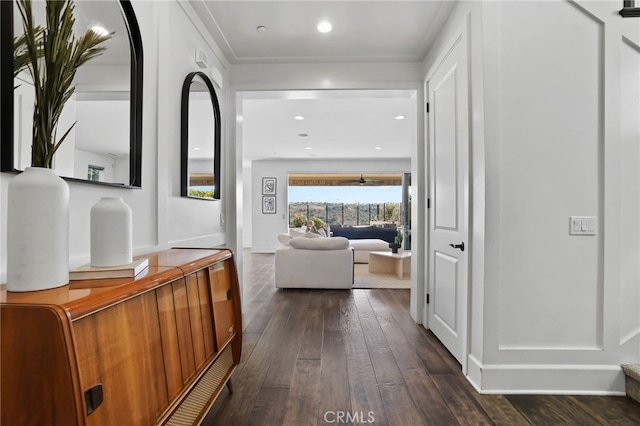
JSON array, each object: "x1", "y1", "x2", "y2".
[{"x1": 423, "y1": 24, "x2": 472, "y2": 374}]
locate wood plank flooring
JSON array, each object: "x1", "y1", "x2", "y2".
[{"x1": 203, "y1": 250, "x2": 640, "y2": 425}]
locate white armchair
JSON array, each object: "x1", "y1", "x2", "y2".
[{"x1": 275, "y1": 236, "x2": 353, "y2": 289}]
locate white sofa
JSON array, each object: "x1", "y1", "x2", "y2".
[{"x1": 275, "y1": 236, "x2": 353, "y2": 289}]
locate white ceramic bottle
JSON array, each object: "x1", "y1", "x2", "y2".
[
  {"x1": 6, "y1": 167, "x2": 70, "y2": 292},
  {"x1": 90, "y1": 197, "x2": 133, "y2": 267}
]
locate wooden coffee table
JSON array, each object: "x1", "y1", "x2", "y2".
[{"x1": 368, "y1": 251, "x2": 411, "y2": 280}]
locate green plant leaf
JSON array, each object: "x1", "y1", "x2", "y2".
[
  {"x1": 17, "y1": 0, "x2": 111, "y2": 168},
  {"x1": 13, "y1": 26, "x2": 44, "y2": 79}
]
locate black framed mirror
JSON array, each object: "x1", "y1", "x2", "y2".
[
  {"x1": 181, "y1": 71, "x2": 221, "y2": 200},
  {"x1": 0, "y1": 0, "x2": 143, "y2": 188}
]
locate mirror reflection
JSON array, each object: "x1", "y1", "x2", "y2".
[
  {"x1": 181, "y1": 72, "x2": 221, "y2": 200},
  {"x1": 2, "y1": 0, "x2": 143, "y2": 187}
]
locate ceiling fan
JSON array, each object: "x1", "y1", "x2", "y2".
[{"x1": 350, "y1": 173, "x2": 383, "y2": 186}]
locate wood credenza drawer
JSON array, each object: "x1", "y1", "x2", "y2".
[
  {"x1": 1, "y1": 248, "x2": 242, "y2": 425},
  {"x1": 209, "y1": 262, "x2": 236, "y2": 349}
]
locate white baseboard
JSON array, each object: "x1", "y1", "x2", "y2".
[
  {"x1": 250, "y1": 246, "x2": 277, "y2": 253},
  {"x1": 465, "y1": 361, "x2": 626, "y2": 395},
  {"x1": 466, "y1": 354, "x2": 483, "y2": 391}
]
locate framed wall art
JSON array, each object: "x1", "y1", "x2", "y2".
[
  {"x1": 262, "y1": 196, "x2": 276, "y2": 214},
  {"x1": 262, "y1": 177, "x2": 276, "y2": 195}
]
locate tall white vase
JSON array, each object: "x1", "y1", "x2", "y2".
[
  {"x1": 90, "y1": 197, "x2": 132, "y2": 267},
  {"x1": 7, "y1": 167, "x2": 70, "y2": 292}
]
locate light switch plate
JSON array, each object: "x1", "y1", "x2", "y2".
[{"x1": 569, "y1": 216, "x2": 597, "y2": 235}]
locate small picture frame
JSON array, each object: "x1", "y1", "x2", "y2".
[
  {"x1": 262, "y1": 196, "x2": 276, "y2": 214},
  {"x1": 262, "y1": 177, "x2": 277, "y2": 195}
]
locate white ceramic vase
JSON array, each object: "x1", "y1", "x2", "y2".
[
  {"x1": 90, "y1": 197, "x2": 132, "y2": 267},
  {"x1": 7, "y1": 167, "x2": 70, "y2": 292}
]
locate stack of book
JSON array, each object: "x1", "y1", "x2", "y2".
[{"x1": 69, "y1": 257, "x2": 149, "y2": 280}]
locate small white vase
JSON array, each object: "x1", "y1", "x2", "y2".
[
  {"x1": 90, "y1": 197, "x2": 132, "y2": 267},
  {"x1": 7, "y1": 167, "x2": 70, "y2": 292}
]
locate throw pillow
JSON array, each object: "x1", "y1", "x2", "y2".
[
  {"x1": 302, "y1": 231, "x2": 323, "y2": 238},
  {"x1": 290, "y1": 236, "x2": 350, "y2": 250},
  {"x1": 289, "y1": 228, "x2": 306, "y2": 238},
  {"x1": 277, "y1": 233, "x2": 292, "y2": 246},
  {"x1": 307, "y1": 225, "x2": 326, "y2": 237}
]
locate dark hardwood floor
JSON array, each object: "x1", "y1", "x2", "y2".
[{"x1": 203, "y1": 250, "x2": 640, "y2": 425}]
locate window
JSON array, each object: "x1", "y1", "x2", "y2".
[{"x1": 88, "y1": 165, "x2": 104, "y2": 182}]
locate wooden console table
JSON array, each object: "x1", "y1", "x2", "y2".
[
  {"x1": 368, "y1": 251, "x2": 411, "y2": 279},
  {"x1": 1, "y1": 248, "x2": 242, "y2": 425}
]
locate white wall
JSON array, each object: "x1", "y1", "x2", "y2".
[
  {"x1": 249, "y1": 158, "x2": 410, "y2": 252},
  {"x1": 157, "y1": 1, "x2": 229, "y2": 249},
  {"x1": 73, "y1": 99, "x2": 130, "y2": 182},
  {"x1": 243, "y1": 165, "x2": 252, "y2": 247},
  {"x1": 0, "y1": 0, "x2": 231, "y2": 278},
  {"x1": 232, "y1": 62, "x2": 423, "y2": 89},
  {"x1": 188, "y1": 159, "x2": 214, "y2": 176},
  {"x1": 73, "y1": 150, "x2": 117, "y2": 183},
  {"x1": 620, "y1": 31, "x2": 640, "y2": 358},
  {"x1": 423, "y1": 0, "x2": 640, "y2": 394}
]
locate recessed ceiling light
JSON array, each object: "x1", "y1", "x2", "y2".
[
  {"x1": 374, "y1": 147, "x2": 382, "y2": 150},
  {"x1": 294, "y1": 115, "x2": 305, "y2": 120},
  {"x1": 394, "y1": 115, "x2": 406, "y2": 120},
  {"x1": 305, "y1": 147, "x2": 313, "y2": 150},
  {"x1": 193, "y1": 147, "x2": 201, "y2": 151},
  {"x1": 298, "y1": 133, "x2": 308, "y2": 138},
  {"x1": 317, "y1": 21, "x2": 332, "y2": 33},
  {"x1": 256, "y1": 25, "x2": 268, "y2": 33},
  {"x1": 91, "y1": 25, "x2": 109, "y2": 37}
]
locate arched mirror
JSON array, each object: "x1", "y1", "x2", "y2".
[
  {"x1": 181, "y1": 71, "x2": 221, "y2": 200},
  {"x1": 0, "y1": 0, "x2": 143, "y2": 187}
]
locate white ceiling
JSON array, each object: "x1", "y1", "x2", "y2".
[
  {"x1": 240, "y1": 89, "x2": 417, "y2": 163},
  {"x1": 188, "y1": 1, "x2": 455, "y2": 163},
  {"x1": 191, "y1": 1, "x2": 455, "y2": 64}
]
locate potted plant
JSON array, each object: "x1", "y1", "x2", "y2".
[
  {"x1": 389, "y1": 229, "x2": 403, "y2": 254},
  {"x1": 6, "y1": 0, "x2": 111, "y2": 292},
  {"x1": 310, "y1": 217, "x2": 329, "y2": 236},
  {"x1": 311, "y1": 217, "x2": 326, "y2": 228},
  {"x1": 291, "y1": 214, "x2": 307, "y2": 228}
]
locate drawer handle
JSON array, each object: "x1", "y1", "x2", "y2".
[{"x1": 84, "y1": 383, "x2": 103, "y2": 415}]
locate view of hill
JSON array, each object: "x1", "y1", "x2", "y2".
[{"x1": 289, "y1": 202, "x2": 402, "y2": 226}]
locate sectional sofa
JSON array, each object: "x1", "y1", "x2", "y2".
[
  {"x1": 330, "y1": 225, "x2": 396, "y2": 263},
  {"x1": 275, "y1": 236, "x2": 354, "y2": 289},
  {"x1": 330, "y1": 224, "x2": 398, "y2": 243}
]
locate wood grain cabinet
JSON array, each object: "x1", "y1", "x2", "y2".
[{"x1": 1, "y1": 248, "x2": 242, "y2": 425}]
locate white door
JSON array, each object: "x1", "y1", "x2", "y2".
[{"x1": 426, "y1": 33, "x2": 469, "y2": 366}]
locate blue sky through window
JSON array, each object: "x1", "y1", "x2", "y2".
[{"x1": 288, "y1": 186, "x2": 401, "y2": 203}]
